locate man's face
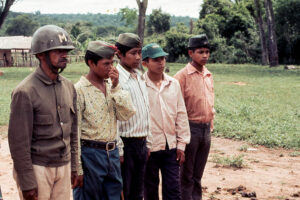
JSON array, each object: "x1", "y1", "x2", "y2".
[
  {"x1": 119, "y1": 47, "x2": 142, "y2": 69},
  {"x1": 48, "y1": 49, "x2": 69, "y2": 69},
  {"x1": 143, "y1": 56, "x2": 166, "y2": 76},
  {"x1": 189, "y1": 48, "x2": 210, "y2": 67},
  {"x1": 90, "y1": 57, "x2": 114, "y2": 79}
]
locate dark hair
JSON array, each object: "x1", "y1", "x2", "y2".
[
  {"x1": 143, "y1": 57, "x2": 149, "y2": 62},
  {"x1": 188, "y1": 45, "x2": 211, "y2": 52},
  {"x1": 115, "y1": 42, "x2": 133, "y2": 56},
  {"x1": 85, "y1": 50, "x2": 103, "y2": 66}
]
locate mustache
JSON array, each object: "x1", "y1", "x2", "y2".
[{"x1": 59, "y1": 58, "x2": 68, "y2": 62}]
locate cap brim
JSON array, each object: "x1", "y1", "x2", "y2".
[{"x1": 149, "y1": 52, "x2": 169, "y2": 59}]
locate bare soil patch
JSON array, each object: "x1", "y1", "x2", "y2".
[
  {"x1": 222, "y1": 81, "x2": 248, "y2": 86},
  {"x1": 1, "y1": 126, "x2": 300, "y2": 200}
]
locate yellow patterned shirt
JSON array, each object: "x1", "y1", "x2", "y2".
[{"x1": 75, "y1": 76, "x2": 136, "y2": 175}]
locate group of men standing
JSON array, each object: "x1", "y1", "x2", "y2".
[{"x1": 8, "y1": 24, "x2": 214, "y2": 200}]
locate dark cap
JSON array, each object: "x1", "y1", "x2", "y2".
[
  {"x1": 142, "y1": 43, "x2": 168, "y2": 60},
  {"x1": 188, "y1": 34, "x2": 210, "y2": 49},
  {"x1": 87, "y1": 41, "x2": 117, "y2": 58},
  {"x1": 116, "y1": 33, "x2": 141, "y2": 48}
]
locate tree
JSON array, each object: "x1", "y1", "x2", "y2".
[
  {"x1": 71, "y1": 23, "x2": 81, "y2": 38},
  {"x1": 264, "y1": 0, "x2": 278, "y2": 67},
  {"x1": 136, "y1": 0, "x2": 148, "y2": 45},
  {"x1": 147, "y1": 8, "x2": 170, "y2": 35},
  {"x1": 254, "y1": 0, "x2": 268, "y2": 65},
  {"x1": 119, "y1": 7, "x2": 137, "y2": 27},
  {"x1": 6, "y1": 14, "x2": 39, "y2": 36},
  {"x1": 0, "y1": 0, "x2": 16, "y2": 29}
]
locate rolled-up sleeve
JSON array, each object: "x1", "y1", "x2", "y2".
[{"x1": 8, "y1": 90, "x2": 37, "y2": 191}]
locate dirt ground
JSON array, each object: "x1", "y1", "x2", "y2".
[{"x1": 1, "y1": 125, "x2": 300, "y2": 200}]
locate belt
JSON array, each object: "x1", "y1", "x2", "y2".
[
  {"x1": 121, "y1": 136, "x2": 146, "y2": 141},
  {"x1": 80, "y1": 139, "x2": 116, "y2": 151},
  {"x1": 189, "y1": 121, "x2": 210, "y2": 128}
]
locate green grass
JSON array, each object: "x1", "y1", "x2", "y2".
[
  {"x1": 1, "y1": 63, "x2": 300, "y2": 149},
  {"x1": 211, "y1": 154, "x2": 245, "y2": 168}
]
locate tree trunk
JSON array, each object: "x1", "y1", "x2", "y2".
[
  {"x1": 136, "y1": 0, "x2": 148, "y2": 46},
  {"x1": 254, "y1": 0, "x2": 268, "y2": 65},
  {"x1": 189, "y1": 19, "x2": 193, "y2": 34},
  {"x1": 264, "y1": 0, "x2": 279, "y2": 67},
  {"x1": 0, "y1": 0, "x2": 16, "y2": 29}
]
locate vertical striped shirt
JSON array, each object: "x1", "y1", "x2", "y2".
[{"x1": 117, "y1": 63, "x2": 152, "y2": 148}]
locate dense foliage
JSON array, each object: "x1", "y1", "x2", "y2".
[{"x1": 0, "y1": 0, "x2": 299, "y2": 64}]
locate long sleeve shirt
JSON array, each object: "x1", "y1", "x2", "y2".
[
  {"x1": 75, "y1": 76, "x2": 136, "y2": 175},
  {"x1": 8, "y1": 66, "x2": 78, "y2": 191},
  {"x1": 174, "y1": 63, "x2": 215, "y2": 128},
  {"x1": 116, "y1": 64, "x2": 152, "y2": 149},
  {"x1": 144, "y1": 73, "x2": 190, "y2": 152}
]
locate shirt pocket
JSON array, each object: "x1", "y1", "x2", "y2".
[{"x1": 34, "y1": 114, "x2": 53, "y2": 125}]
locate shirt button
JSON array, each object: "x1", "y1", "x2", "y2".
[{"x1": 60, "y1": 122, "x2": 64, "y2": 126}]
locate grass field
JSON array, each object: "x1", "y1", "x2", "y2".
[{"x1": 0, "y1": 63, "x2": 300, "y2": 149}]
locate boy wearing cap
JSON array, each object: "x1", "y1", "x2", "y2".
[
  {"x1": 142, "y1": 43, "x2": 190, "y2": 200},
  {"x1": 115, "y1": 33, "x2": 152, "y2": 200},
  {"x1": 174, "y1": 34, "x2": 214, "y2": 200},
  {"x1": 73, "y1": 41, "x2": 136, "y2": 200}
]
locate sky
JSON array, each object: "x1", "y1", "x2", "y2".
[{"x1": 10, "y1": 0, "x2": 203, "y2": 18}]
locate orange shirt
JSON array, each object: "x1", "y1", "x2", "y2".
[{"x1": 174, "y1": 63, "x2": 214, "y2": 126}]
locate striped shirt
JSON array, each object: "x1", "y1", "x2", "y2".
[{"x1": 117, "y1": 63, "x2": 152, "y2": 148}]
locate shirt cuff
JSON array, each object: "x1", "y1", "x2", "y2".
[
  {"x1": 177, "y1": 142, "x2": 186, "y2": 151},
  {"x1": 15, "y1": 170, "x2": 38, "y2": 191}
]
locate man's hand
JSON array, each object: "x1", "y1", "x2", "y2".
[
  {"x1": 71, "y1": 171, "x2": 79, "y2": 189},
  {"x1": 120, "y1": 156, "x2": 124, "y2": 164},
  {"x1": 109, "y1": 67, "x2": 119, "y2": 88},
  {"x1": 176, "y1": 149, "x2": 185, "y2": 166},
  {"x1": 72, "y1": 175, "x2": 84, "y2": 188},
  {"x1": 147, "y1": 148, "x2": 151, "y2": 161},
  {"x1": 22, "y1": 188, "x2": 38, "y2": 200}
]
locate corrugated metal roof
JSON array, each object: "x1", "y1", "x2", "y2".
[{"x1": 0, "y1": 36, "x2": 32, "y2": 50}]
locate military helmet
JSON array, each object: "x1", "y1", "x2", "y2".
[{"x1": 31, "y1": 25, "x2": 75, "y2": 55}]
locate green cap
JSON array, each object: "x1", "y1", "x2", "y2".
[
  {"x1": 87, "y1": 41, "x2": 117, "y2": 58},
  {"x1": 116, "y1": 33, "x2": 141, "y2": 48},
  {"x1": 142, "y1": 43, "x2": 168, "y2": 60},
  {"x1": 188, "y1": 34, "x2": 210, "y2": 49}
]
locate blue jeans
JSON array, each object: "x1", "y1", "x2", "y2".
[
  {"x1": 73, "y1": 146, "x2": 122, "y2": 200},
  {"x1": 144, "y1": 148, "x2": 181, "y2": 200},
  {"x1": 121, "y1": 137, "x2": 148, "y2": 200},
  {"x1": 181, "y1": 122, "x2": 211, "y2": 200}
]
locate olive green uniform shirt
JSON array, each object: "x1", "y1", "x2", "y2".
[{"x1": 8, "y1": 67, "x2": 78, "y2": 191}]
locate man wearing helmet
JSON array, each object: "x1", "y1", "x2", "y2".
[{"x1": 8, "y1": 25, "x2": 78, "y2": 200}]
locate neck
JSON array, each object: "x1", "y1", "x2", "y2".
[
  {"x1": 40, "y1": 62, "x2": 58, "y2": 81},
  {"x1": 86, "y1": 71, "x2": 105, "y2": 85},
  {"x1": 190, "y1": 61, "x2": 204, "y2": 72},
  {"x1": 120, "y1": 61, "x2": 136, "y2": 73},
  {"x1": 147, "y1": 71, "x2": 163, "y2": 83}
]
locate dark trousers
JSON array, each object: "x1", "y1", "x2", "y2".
[
  {"x1": 144, "y1": 148, "x2": 181, "y2": 200},
  {"x1": 181, "y1": 122, "x2": 211, "y2": 200},
  {"x1": 121, "y1": 137, "x2": 148, "y2": 200},
  {"x1": 73, "y1": 146, "x2": 122, "y2": 200}
]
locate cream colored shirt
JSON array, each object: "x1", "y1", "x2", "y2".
[
  {"x1": 75, "y1": 76, "x2": 136, "y2": 175},
  {"x1": 144, "y1": 73, "x2": 190, "y2": 152}
]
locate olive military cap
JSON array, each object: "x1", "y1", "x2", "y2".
[
  {"x1": 116, "y1": 33, "x2": 141, "y2": 48},
  {"x1": 142, "y1": 43, "x2": 168, "y2": 60},
  {"x1": 87, "y1": 41, "x2": 117, "y2": 58},
  {"x1": 31, "y1": 25, "x2": 74, "y2": 54},
  {"x1": 188, "y1": 34, "x2": 210, "y2": 49}
]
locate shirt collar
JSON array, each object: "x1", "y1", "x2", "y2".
[
  {"x1": 144, "y1": 72, "x2": 171, "y2": 88},
  {"x1": 34, "y1": 66, "x2": 62, "y2": 85},
  {"x1": 117, "y1": 63, "x2": 143, "y2": 82},
  {"x1": 187, "y1": 62, "x2": 211, "y2": 77}
]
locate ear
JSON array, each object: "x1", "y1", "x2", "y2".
[
  {"x1": 188, "y1": 50, "x2": 193, "y2": 58},
  {"x1": 142, "y1": 60, "x2": 148, "y2": 68},
  {"x1": 88, "y1": 59, "x2": 96, "y2": 68},
  {"x1": 36, "y1": 52, "x2": 46, "y2": 61}
]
